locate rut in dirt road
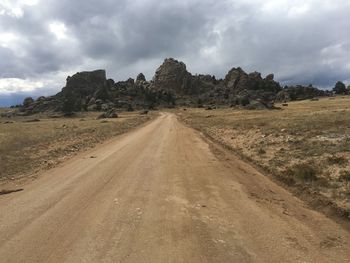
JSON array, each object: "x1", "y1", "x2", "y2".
[{"x1": 0, "y1": 113, "x2": 349, "y2": 263}]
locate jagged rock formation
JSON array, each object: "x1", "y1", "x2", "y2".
[
  {"x1": 152, "y1": 58, "x2": 192, "y2": 95},
  {"x1": 150, "y1": 59, "x2": 282, "y2": 109},
  {"x1": 63, "y1": 69, "x2": 108, "y2": 95},
  {"x1": 61, "y1": 69, "x2": 111, "y2": 111},
  {"x1": 19, "y1": 57, "x2": 329, "y2": 114},
  {"x1": 136, "y1": 73, "x2": 146, "y2": 84},
  {"x1": 224, "y1": 68, "x2": 280, "y2": 93},
  {"x1": 276, "y1": 85, "x2": 328, "y2": 102},
  {"x1": 220, "y1": 67, "x2": 281, "y2": 108}
]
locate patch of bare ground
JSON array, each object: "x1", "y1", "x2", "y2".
[
  {"x1": 0, "y1": 110, "x2": 156, "y2": 182},
  {"x1": 178, "y1": 96, "x2": 350, "y2": 220}
]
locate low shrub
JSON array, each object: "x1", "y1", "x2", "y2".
[
  {"x1": 257, "y1": 147, "x2": 266, "y2": 155},
  {"x1": 327, "y1": 155, "x2": 348, "y2": 165},
  {"x1": 285, "y1": 163, "x2": 319, "y2": 182},
  {"x1": 339, "y1": 170, "x2": 350, "y2": 181}
]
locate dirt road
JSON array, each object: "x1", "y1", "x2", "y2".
[{"x1": 0, "y1": 113, "x2": 349, "y2": 263}]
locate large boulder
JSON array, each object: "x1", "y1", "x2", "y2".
[
  {"x1": 136, "y1": 73, "x2": 146, "y2": 84},
  {"x1": 224, "y1": 67, "x2": 248, "y2": 90},
  {"x1": 152, "y1": 58, "x2": 192, "y2": 95},
  {"x1": 98, "y1": 108, "x2": 118, "y2": 119},
  {"x1": 63, "y1": 69, "x2": 108, "y2": 96}
]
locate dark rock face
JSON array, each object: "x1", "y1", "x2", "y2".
[
  {"x1": 59, "y1": 69, "x2": 111, "y2": 112},
  {"x1": 66, "y1": 69, "x2": 106, "y2": 86},
  {"x1": 190, "y1": 74, "x2": 218, "y2": 95},
  {"x1": 224, "y1": 67, "x2": 244, "y2": 90},
  {"x1": 152, "y1": 58, "x2": 192, "y2": 95},
  {"x1": 266, "y1": 74, "x2": 274, "y2": 81},
  {"x1": 136, "y1": 73, "x2": 146, "y2": 84},
  {"x1": 63, "y1": 69, "x2": 108, "y2": 97},
  {"x1": 220, "y1": 67, "x2": 281, "y2": 109},
  {"x1": 276, "y1": 85, "x2": 328, "y2": 102},
  {"x1": 224, "y1": 67, "x2": 280, "y2": 93}
]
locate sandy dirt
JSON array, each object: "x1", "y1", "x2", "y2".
[{"x1": 0, "y1": 113, "x2": 349, "y2": 263}]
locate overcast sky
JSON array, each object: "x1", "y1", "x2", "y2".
[{"x1": 0, "y1": 0, "x2": 350, "y2": 105}]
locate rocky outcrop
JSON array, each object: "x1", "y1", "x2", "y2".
[
  {"x1": 62, "y1": 69, "x2": 110, "y2": 100},
  {"x1": 224, "y1": 67, "x2": 281, "y2": 93},
  {"x1": 225, "y1": 67, "x2": 247, "y2": 90},
  {"x1": 18, "y1": 57, "x2": 330, "y2": 113},
  {"x1": 19, "y1": 70, "x2": 112, "y2": 114},
  {"x1": 136, "y1": 73, "x2": 146, "y2": 84},
  {"x1": 276, "y1": 85, "x2": 328, "y2": 102},
  {"x1": 59, "y1": 70, "x2": 113, "y2": 113},
  {"x1": 220, "y1": 67, "x2": 281, "y2": 109},
  {"x1": 266, "y1": 74, "x2": 274, "y2": 81},
  {"x1": 190, "y1": 74, "x2": 218, "y2": 95},
  {"x1": 64, "y1": 70, "x2": 107, "y2": 91},
  {"x1": 152, "y1": 58, "x2": 192, "y2": 95}
]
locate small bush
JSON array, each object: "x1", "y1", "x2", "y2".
[
  {"x1": 257, "y1": 147, "x2": 266, "y2": 155},
  {"x1": 339, "y1": 170, "x2": 350, "y2": 181},
  {"x1": 285, "y1": 163, "x2": 318, "y2": 182},
  {"x1": 327, "y1": 155, "x2": 348, "y2": 165}
]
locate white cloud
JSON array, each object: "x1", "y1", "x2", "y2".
[
  {"x1": 0, "y1": 0, "x2": 39, "y2": 18},
  {"x1": 0, "y1": 78, "x2": 43, "y2": 93},
  {"x1": 0, "y1": 32, "x2": 19, "y2": 48},
  {"x1": 287, "y1": 3, "x2": 310, "y2": 17},
  {"x1": 49, "y1": 21, "x2": 68, "y2": 40}
]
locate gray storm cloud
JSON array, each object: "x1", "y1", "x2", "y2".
[{"x1": 0, "y1": 0, "x2": 349, "y2": 102}]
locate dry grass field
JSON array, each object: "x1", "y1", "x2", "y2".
[
  {"x1": 0, "y1": 110, "x2": 155, "y2": 181},
  {"x1": 179, "y1": 96, "x2": 350, "y2": 217}
]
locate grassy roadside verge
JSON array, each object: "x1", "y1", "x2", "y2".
[
  {"x1": 0, "y1": 110, "x2": 157, "y2": 181},
  {"x1": 177, "y1": 97, "x2": 350, "y2": 220}
]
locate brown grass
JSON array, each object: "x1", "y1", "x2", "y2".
[
  {"x1": 178, "y1": 96, "x2": 350, "y2": 214},
  {"x1": 0, "y1": 110, "x2": 156, "y2": 180}
]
